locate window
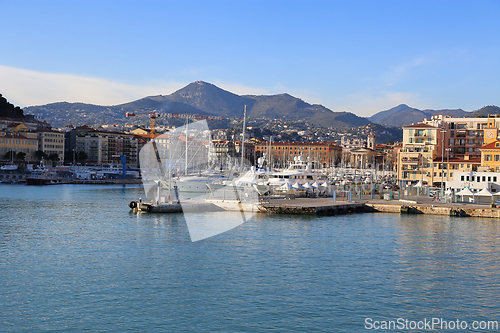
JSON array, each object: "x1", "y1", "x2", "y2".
[
  {"x1": 488, "y1": 177, "x2": 492, "y2": 182},
  {"x1": 482, "y1": 176, "x2": 486, "y2": 181},
  {"x1": 494, "y1": 176, "x2": 498, "y2": 182},
  {"x1": 461, "y1": 176, "x2": 465, "y2": 181},
  {"x1": 486, "y1": 154, "x2": 492, "y2": 161},
  {"x1": 496, "y1": 155, "x2": 500, "y2": 161}
]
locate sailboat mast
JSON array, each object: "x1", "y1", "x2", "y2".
[
  {"x1": 241, "y1": 105, "x2": 246, "y2": 170},
  {"x1": 185, "y1": 121, "x2": 188, "y2": 175}
]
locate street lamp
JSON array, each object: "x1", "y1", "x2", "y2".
[
  {"x1": 446, "y1": 147, "x2": 452, "y2": 186},
  {"x1": 440, "y1": 129, "x2": 446, "y2": 198}
]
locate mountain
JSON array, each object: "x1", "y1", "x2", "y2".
[
  {"x1": 467, "y1": 105, "x2": 500, "y2": 117},
  {"x1": 368, "y1": 104, "x2": 413, "y2": 123},
  {"x1": 166, "y1": 81, "x2": 255, "y2": 116},
  {"x1": 371, "y1": 105, "x2": 469, "y2": 126},
  {"x1": 24, "y1": 81, "x2": 370, "y2": 129}
]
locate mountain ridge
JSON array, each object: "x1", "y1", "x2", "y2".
[
  {"x1": 24, "y1": 81, "x2": 370, "y2": 128},
  {"x1": 21, "y1": 81, "x2": 499, "y2": 129}
]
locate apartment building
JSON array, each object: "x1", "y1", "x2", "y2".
[
  {"x1": 70, "y1": 127, "x2": 139, "y2": 167},
  {"x1": 37, "y1": 129, "x2": 65, "y2": 162},
  {"x1": 0, "y1": 131, "x2": 38, "y2": 160},
  {"x1": 397, "y1": 114, "x2": 500, "y2": 187}
]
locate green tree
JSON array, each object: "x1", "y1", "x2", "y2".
[
  {"x1": 16, "y1": 152, "x2": 26, "y2": 161},
  {"x1": 35, "y1": 150, "x2": 48, "y2": 160},
  {"x1": 76, "y1": 151, "x2": 88, "y2": 163},
  {"x1": 4, "y1": 151, "x2": 16, "y2": 161},
  {"x1": 48, "y1": 153, "x2": 59, "y2": 161},
  {"x1": 48, "y1": 153, "x2": 59, "y2": 166}
]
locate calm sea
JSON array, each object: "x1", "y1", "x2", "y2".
[{"x1": 1, "y1": 184, "x2": 500, "y2": 332}]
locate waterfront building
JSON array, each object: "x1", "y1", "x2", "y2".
[
  {"x1": 479, "y1": 140, "x2": 500, "y2": 172},
  {"x1": 446, "y1": 171, "x2": 500, "y2": 193},
  {"x1": 397, "y1": 114, "x2": 500, "y2": 188},
  {"x1": 254, "y1": 141, "x2": 342, "y2": 168},
  {"x1": 37, "y1": 129, "x2": 65, "y2": 163},
  {"x1": 68, "y1": 126, "x2": 139, "y2": 167},
  {"x1": 0, "y1": 130, "x2": 38, "y2": 161}
]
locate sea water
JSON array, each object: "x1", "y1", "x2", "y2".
[{"x1": 1, "y1": 184, "x2": 500, "y2": 332}]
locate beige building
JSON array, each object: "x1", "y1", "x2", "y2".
[
  {"x1": 397, "y1": 114, "x2": 500, "y2": 187},
  {"x1": 37, "y1": 129, "x2": 65, "y2": 162}
]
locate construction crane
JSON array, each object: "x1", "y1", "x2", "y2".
[
  {"x1": 125, "y1": 111, "x2": 161, "y2": 139},
  {"x1": 125, "y1": 111, "x2": 224, "y2": 139}
]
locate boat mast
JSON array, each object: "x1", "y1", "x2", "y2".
[
  {"x1": 240, "y1": 105, "x2": 246, "y2": 171},
  {"x1": 185, "y1": 120, "x2": 189, "y2": 175}
]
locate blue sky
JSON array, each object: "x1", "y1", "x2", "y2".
[{"x1": 0, "y1": 0, "x2": 499, "y2": 117}]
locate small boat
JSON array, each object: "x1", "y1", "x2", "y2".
[{"x1": 0, "y1": 164, "x2": 17, "y2": 171}]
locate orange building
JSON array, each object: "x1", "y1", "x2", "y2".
[{"x1": 254, "y1": 141, "x2": 342, "y2": 167}]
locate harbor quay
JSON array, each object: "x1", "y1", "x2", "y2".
[
  {"x1": 133, "y1": 192, "x2": 500, "y2": 219},
  {"x1": 257, "y1": 194, "x2": 500, "y2": 218}
]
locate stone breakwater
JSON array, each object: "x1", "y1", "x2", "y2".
[
  {"x1": 366, "y1": 202, "x2": 500, "y2": 218},
  {"x1": 256, "y1": 197, "x2": 500, "y2": 219}
]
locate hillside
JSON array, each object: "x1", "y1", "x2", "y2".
[
  {"x1": 24, "y1": 81, "x2": 370, "y2": 129},
  {"x1": 0, "y1": 94, "x2": 24, "y2": 119},
  {"x1": 467, "y1": 105, "x2": 500, "y2": 117},
  {"x1": 368, "y1": 104, "x2": 413, "y2": 123},
  {"x1": 371, "y1": 104, "x2": 469, "y2": 126}
]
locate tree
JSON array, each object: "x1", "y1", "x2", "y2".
[
  {"x1": 76, "y1": 151, "x2": 88, "y2": 163},
  {"x1": 48, "y1": 153, "x2": 59, "y2": 167},
  {"x1": 48, "y1": 153, "x2": 59, "y2": 161},
  {"x1": 16, "y1": 152, "x2": 26, "y2": 161},
  {"x1": 4, "y1": 151, "x2": 15, "y2": 161},
  {"x1": 35, "y1": 150, "x2": 48, "y2": 160}
]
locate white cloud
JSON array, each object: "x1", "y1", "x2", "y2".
[{"x1": 0, "y1": 65, "x2": 187, "y2": 107}]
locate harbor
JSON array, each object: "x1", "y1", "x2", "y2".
[
  {"x1": 131, "y1": 188, "x2": 500, "y2": 218},
  {"x1": 3, "y1": 183, "x2": 500, "y2": 332}
]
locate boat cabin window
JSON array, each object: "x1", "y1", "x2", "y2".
[{"x1": 307, "y1": 176, "x2": 313, "y2": 180}]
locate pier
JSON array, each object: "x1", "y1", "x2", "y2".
[
  {"x1": 130, "y1": 193, "x2": 500, "y2": 219},
  {"x1": 258, "y1": 196, "x2": 500, "y2": 218},
  {"x1": 259, "y1": 198, "x2": 366, "y2": 215}
]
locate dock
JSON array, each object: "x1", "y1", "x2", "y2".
[
  {"x1": 259, "y1": 198, "x2": 366, "y2": 215},
  {"x1": 129, "y1": 194, "x2": 500, "y2": 219},
  {"x1": 259, "y1": 196, "x2": 500, "y2": 218}
]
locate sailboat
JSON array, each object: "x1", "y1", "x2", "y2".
[{"x1": 1, "y1": 151, "x2": 17, "y2": 171}]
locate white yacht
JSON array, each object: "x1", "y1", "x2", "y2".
[{"x1": 267, "y1": 156, "x2": 328, "y2": 189}]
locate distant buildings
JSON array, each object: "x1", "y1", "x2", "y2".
[{"x1": 66, "y1": 126, "x2": 139, "y2": 167}]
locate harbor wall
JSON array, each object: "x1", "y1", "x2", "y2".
[{"x1": 366, "y1": 203, "x2": 500, "y2": 218}]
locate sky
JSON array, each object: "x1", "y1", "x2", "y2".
[{"x1": 0, "y1": 0, "x2": 499, "y2": 117}]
